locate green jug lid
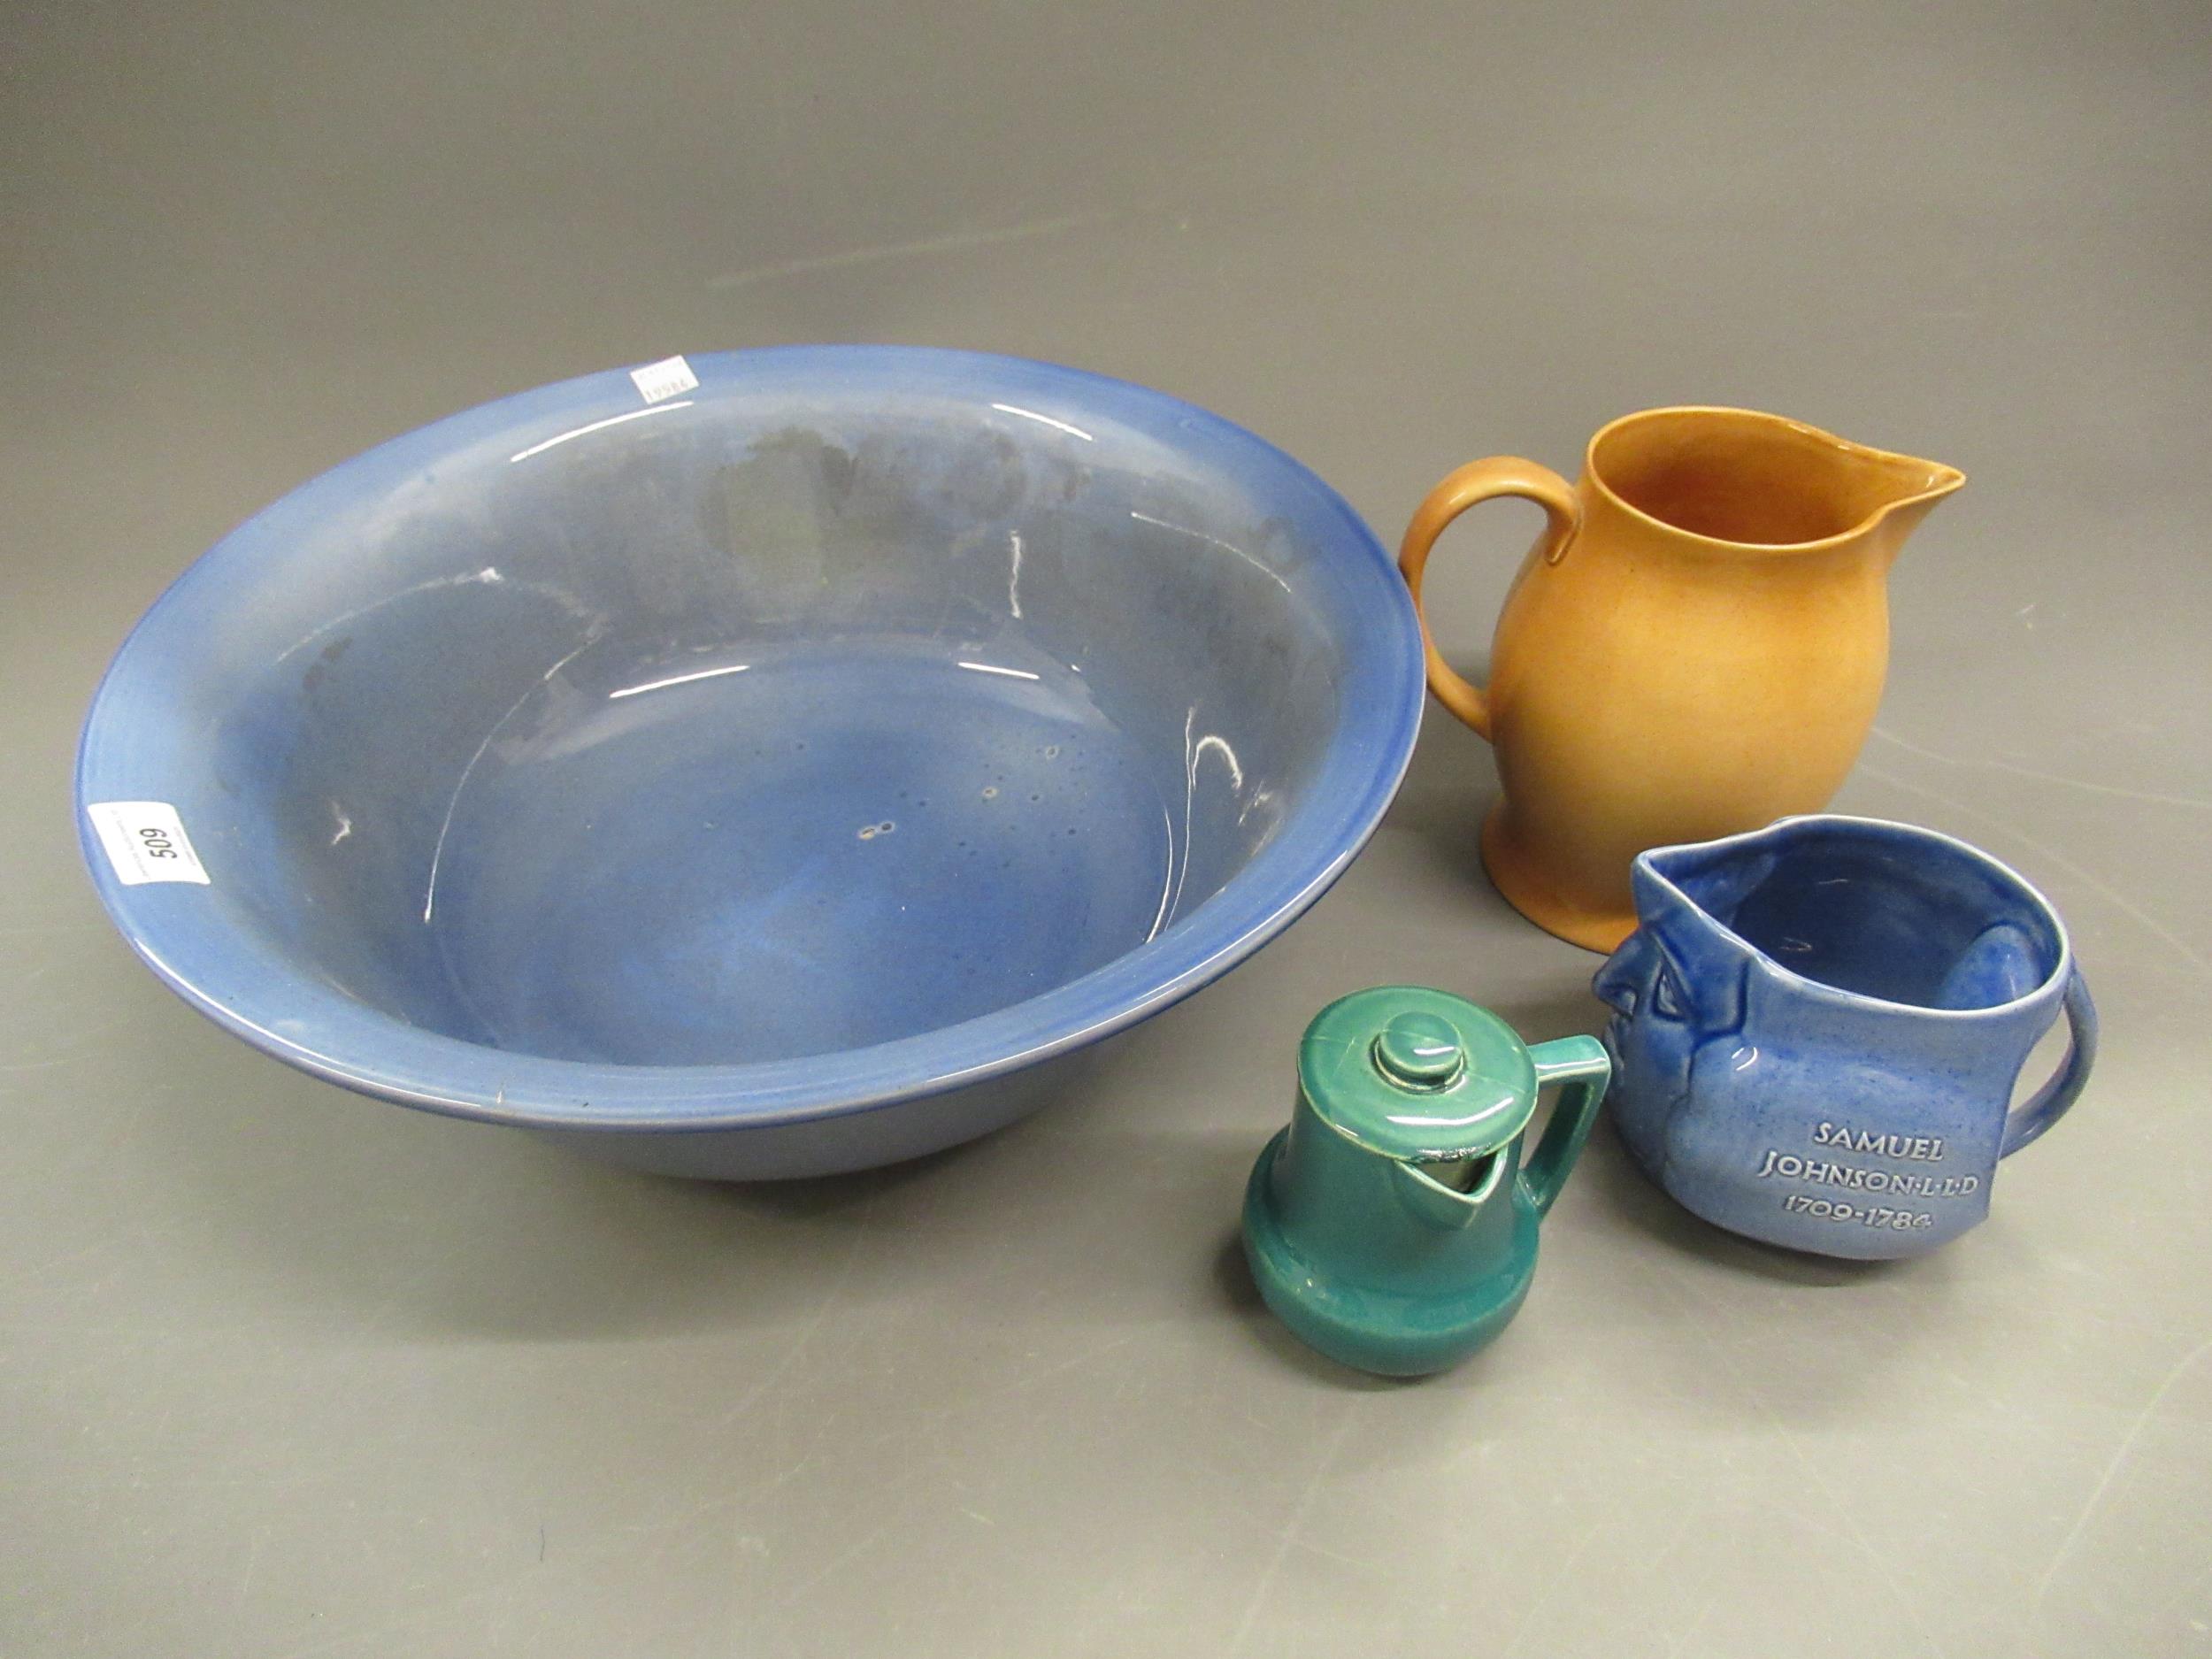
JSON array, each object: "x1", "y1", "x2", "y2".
[{"x1": 1299, "y1": 987, "x2": 1538, "y2": 1162}]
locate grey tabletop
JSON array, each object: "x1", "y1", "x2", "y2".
[{"x1": 7, "y1": 3, "x2": 2209, "y2": 1655}]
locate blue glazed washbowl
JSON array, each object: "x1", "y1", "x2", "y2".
[{"x1": 76, "y1": 347, "x2": 1423, "y2": 1178}]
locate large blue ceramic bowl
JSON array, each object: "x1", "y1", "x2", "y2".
[{"x1": 76, "y1": 348, "x2": 1422, "y2": 1178}]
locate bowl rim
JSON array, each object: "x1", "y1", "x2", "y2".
[{"x1": 75, "y1": 345, "x2": 1424, "y2": 1134}]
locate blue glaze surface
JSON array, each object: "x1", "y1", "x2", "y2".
[
  {"x1": 77, "y1": 347, "x2": 1423, "y2": 1178},
  {"x1": 1594, "y1": 815, "x2": 2097, "y2": 1258}
]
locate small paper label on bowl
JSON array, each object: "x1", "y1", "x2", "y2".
[
  {"x1": 630, "y1": 356, "x2": 699, "y2": 404},
  {"x1": 87, "y1": 801, "x2": 210, "y2": 886}
]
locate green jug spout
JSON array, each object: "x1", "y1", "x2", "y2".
[{"x1": 1387, "y1": 1153, "x2": 1502, "y2": 1229}]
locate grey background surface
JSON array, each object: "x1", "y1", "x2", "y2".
[{"x1": 5, "y1": 2, "x2": 2208, "y2": 1654}]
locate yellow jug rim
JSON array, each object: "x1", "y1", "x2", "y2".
[{"x1": 1585, "y1": 405, "x2": 1965, "y2": 554}]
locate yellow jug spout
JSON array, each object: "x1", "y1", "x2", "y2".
[{"x1": 1837, "y1": 441, "x2": 1965, "y2": 539}]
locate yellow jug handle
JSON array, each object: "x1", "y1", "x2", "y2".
[{"x1": 1396, "y1": 457, "x2": 1581, "y2": 741}]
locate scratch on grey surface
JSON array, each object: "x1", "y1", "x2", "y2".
[
  {"x1": 707, "y1": 210, "x2": 1112, "y2": 290},
  {"x1": 769, "y1": 1515, "x2": 895, "y2": 1609},
  {"x1": 251, "y1": 1489, "x2": 740, "y2": 1659},
  {"x1": 1286, "y1": 1534, "x2": 1389, "y2": 1573},
  {"x1": 987, "y1": 1330, "x2": 1138, "y2": 1395},
  {"x1": 1644, "y1": 1492, "x2": 1703, "y2": 1580},
  {"x1": 257, "y1": 1491, "x2": 739, "y2": 1659},
  {"x1": 1211, "y1": 1482, "x2": 1391, "y2": 1574},
  {"x1": 2029, "y1": 1335, "x2": 2212, "y2": 1623},
  {"x1": 1633, "y1": 1254, "x2": 1951, "y2": 1658},
  {"x1": 4, "y1": 1240, "x2": 110, "y2": 1287},
  {"x1": 1766, "y1": 1397, "x2": 1951, "y2": 1659},
  {"x1": 742, "y1": 1451, "x2": 816, "y2": 1500},
  {"x1": 44, "y1": 1016, "x2": 137, "y2": 1044},
  {"x1": 1872, "y1": 726, "x2": 2212, "y2": 814},
  {"x1": 714, "y1": 1209, "x2": 873, "y2": 1434},
  {"x1": 1226, "y1": 1402, "x2": 1359, "y2": 1654},
  {"x1": 1666, "y1": 1588, "x2": 1724, "y2": 1657},
  {"x1": 1861, "y1": 762, "x2": 2210, "y2": 979},
  {"x1": 1497, "y1": 1518, "x2": 1608, "y2": 1659},
  {"x1": 1, "y1": 1018, "x2": 139, "y2": 1073},
  {"x1": 620, "y1": 1494, "x2": 741, "y2": 1536},
  {"x1": 234, "y1": 1526, "x2": 265, "y2": 1611},
  {"x1": 2145, "y1": 1559, "x2": 2212, "y2": 1631},
  {"x1": 228, "y1": 1524, "x2": 273, "y2": 1652},
  {"x1": 711, "y1": 1331, "x2": 1131, "y2": 1512},
  {"x1": 1655, "y1": 1530, "x2": 1733, "y2": 1658},
  {"x1": 714, "y1": 1202, "x2": 879, "y2": 1612}
]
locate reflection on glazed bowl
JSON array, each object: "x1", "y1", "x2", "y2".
[{"x1": 76, "y1": 348, "x2": 1423, "y2": 1178}]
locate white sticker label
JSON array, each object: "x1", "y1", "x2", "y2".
[
  {"x1": 87, "y1": 801, "x2": 211, "y2": 886},
  {"x1": 629, "y1": 356, "x2": 699, "y2": 404}
]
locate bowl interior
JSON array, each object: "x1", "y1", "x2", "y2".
[{"x1": 85, "y1": 349, "x2": 1416, "y2": 1091}]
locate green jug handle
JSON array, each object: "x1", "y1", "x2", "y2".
[{"x1": 1517, "y1": 1035, "x2": 1612, "y2": 1216}]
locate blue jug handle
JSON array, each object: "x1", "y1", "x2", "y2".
[
  {"x1": 2001, "y1": 966, "x2": 2097, "y2": 1157},
  {"x1": 1517, "y1": 1035, "x2": 1612, "y2": 1216}
]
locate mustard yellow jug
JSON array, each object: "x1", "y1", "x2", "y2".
[{"x1": 1399, "y1": 408, "x2": 1962, "y2": 952}]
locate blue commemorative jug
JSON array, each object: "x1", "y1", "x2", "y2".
[{"x1": 1594, "y1": 816, "x2": 2097, "y2": 1260}]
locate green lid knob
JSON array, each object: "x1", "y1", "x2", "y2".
[{"x1": 1372, "y1": 1011, "x2": 1465, "y2": 1089}]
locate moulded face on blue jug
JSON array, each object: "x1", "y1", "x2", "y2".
[
  {"x1": 74, "y1": 347, "x2": 1425, "y2": 1179},
  {"x1": 1594, "y1": 815, "x2": 2097, "y2": 1259}
]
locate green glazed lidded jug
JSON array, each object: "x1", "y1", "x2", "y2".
[{"x1": 1241, "y1": 987, "x2": 1611, "y2": 1377}]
